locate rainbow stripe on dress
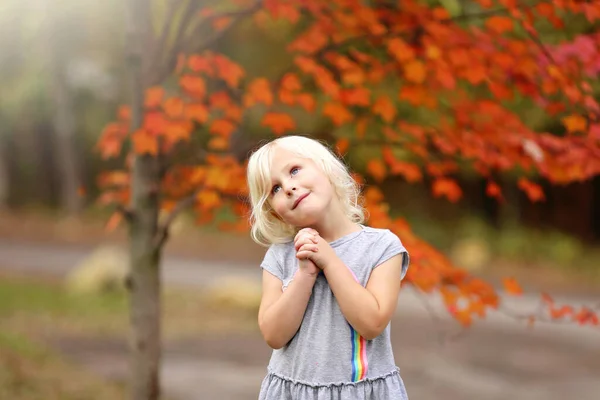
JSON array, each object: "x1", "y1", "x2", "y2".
[
  {"x1": 349, "y1": 324, "x2": 368, "y2": 381},
  {"x1": 346, "y1": 267, "x2": 368, "y2": 382}
]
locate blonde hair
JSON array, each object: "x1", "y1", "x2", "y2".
[{"x1": 246, "y1": 135, "x2": 365, "y2": 247}]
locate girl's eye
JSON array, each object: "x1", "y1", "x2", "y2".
[
  {"x1": 290, "y1": 167, "x2": 300, "y2": 175},
  {"x1": 271, "y1": 185, "x2": 281, "y2": 195}
]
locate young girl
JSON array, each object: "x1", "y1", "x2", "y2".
[{"x1": 247, "y1": 135, "x2": 410, "y2": 400}]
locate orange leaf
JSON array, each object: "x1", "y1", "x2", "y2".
[
  {"x1": 340, "y1": 87, "x2": 370, "y2": 106},
  {"x1": 145, "y1": 87, "x2": 164, "y2": 109},
  {"x1": 210, "y1": 119, "x2": 236, "y2": 138},
  {"x1": 485, "y1": 16, "x2": 514, "y2": 34},
  {"x1": 297, "y1": 94, "x2": 316, "y2": 112},
  {"x1": 244, "y1": 78, "x2": 273, "y2": 107},
  {"x1": 399, "y1": 86, "x2": 437, "y2": 108},
  {"x1": 188, "y1": 55, "x2": 214, "y2": 75},
  {"x1": 387, "y1": 38, "x2": 415, "y2": 62},
  {"x1": 367, "y1": 159, "x2": 387, "y2": 182},
  {"x1": 163, "y1": 97, "x2": 184, "y2": 118},
  {"x1": 502, "y1": 277, "x2": 523, "y2": 296},
  {"x1": 517, "y1": 178, "x2": 545, "y2": 202},
  {"x1": 372, "y1": 96, "x2": 396, "y2": 123},
  {"x1": 214, "y1": 54, "x2": 245, "y2": 88},
  {"x1": 143, "y1": 111, "x2": 168, "y2": 135},
  {"x1": 336, "y1": 138, "x2": 350, "y2": 155},
  {"x1": 105, "y1": 211, "x2": 123, "y2": 233},
  {"x1": 118, "y1": 105, "x2": 131, "y2": 121},
  {"x1": 562, "y1": 114, "x2": 587, "y2": 133},
  {"x1": 196, "y1": 190, "x2": 221, "y2": 210},
  {"x1": 391, "y1": 161, "x2": 422, "y2": 183},
  {"x1": 356, "y1": 118, "x2": 367, "y2": 138},
  {"x1": 208, "y1": 136, "x2": 229, "y2": 150},
  {"x1": 184, "y1": 103, "x2": 209, "y2": 123},
  {"x1": 261, "y1": 113, "x2": 296, "y2": 136},
  {"x1": 404, "y1": 60, "x2": 426, "y2": 84},
  {"x1": 432, "y1": 178, "x2": 462, "y2": 202},
  {"x1": 131, "y1": 129, "x2": 158, "y2": 156},
  {"x1": 212, "y1": 16, "x2": 232, "y2": 31},
  {"x1": 165, "y1": 121, "x2": 192, "y2": 142},
  {"x1": 323, "y1": 102, "x2": 353, "y2": 126},
  {"x1": 180, "y1": 75, "x2": 206, "y2": 98},
  {"x1": 281, "y1": 73, "x2": 302, "y2": 92},
  {"x1": 485, "y1": 181, "x2": 502, "y2": 200}
]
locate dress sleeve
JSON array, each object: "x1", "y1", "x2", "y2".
[
  {"x1": 372, "y1": 230, "x2": 410, "y2": 280},
  {"x1": 260, "y1": 244, "x2": 284, "y2": 281}
]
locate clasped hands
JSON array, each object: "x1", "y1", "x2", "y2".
[{"x1": 293, "y1": 228, "x2": 337, "y2": 276}]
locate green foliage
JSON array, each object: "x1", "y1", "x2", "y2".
[{"x1": 0, "y1": 277, "x2": 127, "y2": 317}]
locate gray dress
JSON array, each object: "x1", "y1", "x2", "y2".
[{"x1": 258, "y1": 226, "x2": 410, "y2": 400}]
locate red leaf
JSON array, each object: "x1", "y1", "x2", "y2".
[{"x1": 517, "y1": 178, "x2": 545, "y2": 202}]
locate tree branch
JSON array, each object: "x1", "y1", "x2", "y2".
[
  {"x1": 181, "y1": 0, "x2": 263, "y2": 55},
  {"x1": 153, "y1": 189, "x2": 198, "y2": 248},
  {"x1": 116, "y1": 203, "x2": 135, "y2": 223}
]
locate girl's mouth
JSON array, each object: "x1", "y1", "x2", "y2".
[{"x1": 292, "y1": 193, "x2": 310, "y2": 209}]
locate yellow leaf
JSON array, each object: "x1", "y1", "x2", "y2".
[
  {"x1": 404, "y1": 60, "x2": 426, "y2": 84},
  {"x1": 261, "y1": 113, "x2": 296, "y2": 136},
  {"x1": 131, "y1": 129, "x2": 158, "y2": 155}
]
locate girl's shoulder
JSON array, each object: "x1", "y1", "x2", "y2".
[{"x1": 356, "y1": 225, "x2": 403, "y2": 245}]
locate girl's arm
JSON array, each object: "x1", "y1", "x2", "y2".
[
  {"x1": 322, "y1": 254, "x2": 405, "y2": 340},
  {"x1": 257, "y1": 268, "x2": 316, "y2": 349}
]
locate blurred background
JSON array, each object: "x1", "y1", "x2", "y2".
[{"x1": 0, "y1": 0, "x2": 598, "y2": 399}]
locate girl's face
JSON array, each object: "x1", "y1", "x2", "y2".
[{"x1": 267, "y1": 146, "x2": 336, "y2": 228}]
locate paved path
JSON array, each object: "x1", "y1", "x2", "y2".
[{"x1": 1, "y1": 239, "x2": 599, "y2": 400}]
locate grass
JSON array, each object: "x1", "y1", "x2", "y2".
[
  {"x1": 0, "y1": 330, "x2": 126, "y2": 400},
  {"x1": 0, "y1": 272, "x2": 259, "y2": 400}
]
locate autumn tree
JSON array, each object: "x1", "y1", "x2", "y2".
[{"x1": 97, "y1": 0, "x2": 600, "y2": 398}]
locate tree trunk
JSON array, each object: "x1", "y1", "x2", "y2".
[
  {"x1": 49, "y1": 59, "x2": 83, "y2": 215},
  {"x1": 0, "y1": 135, "x2": 8, "y2": 209},
  {"x1": 45, "y1": 1, "x2": 83, "y2": 215},
  {"x1": 126, "y1": 0, "x2": 162, "y2": 399}
]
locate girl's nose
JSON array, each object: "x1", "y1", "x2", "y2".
[{"x1": 286, "y1": 186, "x2": 297, "y2": 196}]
